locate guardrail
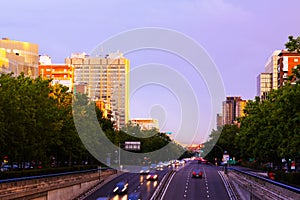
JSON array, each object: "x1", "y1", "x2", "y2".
[
  {"x1": 0, "y1": 168, "x2": 112, "y2": 184},
  {"x1": 228, "y1": 168, "x2": 300, "y2": 200},
  {"x1": 231, "y1": 168, "x2": 300, "y2": 194}
]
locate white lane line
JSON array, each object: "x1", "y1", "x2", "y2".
[{"x1": 159, "y1": 171, "x2": 177, "y2": 200}]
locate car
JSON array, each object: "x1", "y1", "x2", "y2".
[
  {"x1": 128, "y1": 192, "x2": 141, "y2": 200},
  {"x1": 146, "y1": 172, "x2": 158, "y2": 181},
  {"x1": 113, "y1": 181, "x2": 128, "y2": 194},
  {"x1": 96, "y1": 197, "x2": 109, "y2": 200},
  {"x1": 150, "y1": 164, "x2": 157, "y2": 169},
  {"x1": 201, "y1": 158, "x2": 208, "y2": 164},
  {"x1": 0, "y1": 164, "x2": 18, "y2": 172},
  {"x1": 163, "y1": 161, "x2": 171, "y2": 167},
  {"x1": 192, "y1": 169, "x2": 203, "y2": 178},
  {"x1": 140, "y1": 166, "x2": 150, "y2": 174},
  {"x1": 156, "y1": 162, "x2": 164, "y2": 168}
]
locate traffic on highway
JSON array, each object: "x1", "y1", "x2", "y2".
[{"x1": 83, "y1": 158, "x2": 230, "y2": 200}]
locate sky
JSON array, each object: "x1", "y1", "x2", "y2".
[{"x1": 1, "y1": 0, "x2": 300, "y2": 144}]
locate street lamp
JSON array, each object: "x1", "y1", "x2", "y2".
[{"x1": 118, "y1": 143, "x2": 121, "y2": 169}]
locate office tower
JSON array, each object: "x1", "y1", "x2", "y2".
[
  {"x1": 265, "y1": 50, "x2": 281, "y2": 90},
  {"x1": 0, "y1": 37, "x2": 39, "y2": 77},
  {"x1": 65, "y1": 52, "x2": 130, "y2": 129},
  {"x1": 222, "y1": 96, "x2": 247, "y2": 125},
  {"x1": 257, "y1": 73, "x2": 272, "y2": 100}
]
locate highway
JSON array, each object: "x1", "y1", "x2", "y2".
[
  {"x1": 162, "y1": 161, "x2": 230, "y2": 200},
  {"x1": 84, "y1": 167, "x2": 169, "y2": 200},
  {"x1": 83, "y1": 161, "x2": 229, "y2": 200}
]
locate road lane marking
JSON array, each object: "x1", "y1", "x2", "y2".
[{"x1": 159, "y1": 171, "x2": 177, "y2": 200}]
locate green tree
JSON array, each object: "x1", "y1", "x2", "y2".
[{"x1": 285, "y1": 35, "x2": 300, "y2": 53}]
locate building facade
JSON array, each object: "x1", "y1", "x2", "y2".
[
  {"x1": 216, "y1": 113, "x2": 223, "y2": 128},
  {"x1": 257, "y1": 50, "x2": 300, "y2": 100},
  {"x1": 38, "y1": 64, "x2": 75, "y2": 92},
  {"x1": 264, "y1": 50, "x2": 281, "y2": 90},
  {"x1": 277, "y1": 51, "x2": 300, "y2": 87},
  {"x1": 130, "y1": 118, "x2": 159, "y2": 131},
  {"x1": 222, "y1": 96, "x2": 247, "y2": 125},
  {"x1": 0, "y1": 37, "x2": 39, "y2": 77},
  {"x1": 65, "y1": 52, "x2": 130, "y2": 128},
  {"x1": 257, "y1": 73, "x2": 272, "y2": 100}
]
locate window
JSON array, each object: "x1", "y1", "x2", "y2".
[{"x1": 294, "y1": 58, "x2": 299, "y2": 62}]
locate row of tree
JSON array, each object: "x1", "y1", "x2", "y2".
[
  {"x1": 0, "y1": 73, "x2": 185, "y2": 169},
  {"x1": 204, "y1": 36, "x2": 300, "y2": 168}
]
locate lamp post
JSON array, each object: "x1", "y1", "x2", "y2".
[{"x1": 118, "y1": 143, "x2": 121, "y2": 169}]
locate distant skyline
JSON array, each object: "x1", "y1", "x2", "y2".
[{"x1": 1, "y1": 0, "x2": 300, "y2": 144}]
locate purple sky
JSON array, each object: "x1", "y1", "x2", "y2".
[{"x1": 2, "y1": 0, "x2": 300, "y2": 144}]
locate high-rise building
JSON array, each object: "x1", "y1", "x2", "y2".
[
  {"x1": 265, "y1": 50, "x2": 281, "y2": 90},
  {"x1": 257, "y1": 73, "x2": 272, "y2": 100},
  {"x1": 65, "y1": 52, "x2": 130, "y2": 128},
  {"x1": 216, "y1": 113, "x2": 223, "y2": 128},
  {"x1": 257, "y1": 50, "x2": 300, "y2": 100},
  {"x1": 38, "y1": 64, "x2": 75, "y2": 92},
  {"x1": 277, "y1": 50, "x2": 300, "y2": 87},
  {"x1": 0, "y1": 37, "x2": 39, "y2": 77},
  {"x1": 222, "y1": 96, "x2": 247, "y2": 125}
]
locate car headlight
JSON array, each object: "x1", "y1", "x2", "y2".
[{"x1": 113, "y1": 187, "x2": 119, "y2": 192}]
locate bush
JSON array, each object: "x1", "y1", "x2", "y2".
[{"x1": 274, "y1": 170, "x2": 300, "y2": 187}]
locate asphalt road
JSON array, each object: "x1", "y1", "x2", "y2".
[
  {"x1": 84, "y1": 167, "x2": 170, "y2": 200},
  {"x1": 162, "y1": 161, "x2": 230, "y2": 200}
]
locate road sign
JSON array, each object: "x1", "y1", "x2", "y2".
[
  {"x1": 125, "y1": 141, "x2": 141, "y2": 151},
  {"x1": 223, "y1": 154, "x2": 230, "y2": 164}
]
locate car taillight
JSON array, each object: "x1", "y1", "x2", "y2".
[{"x1": 192, "y1": 172, "x2": 196, "y2": 175}]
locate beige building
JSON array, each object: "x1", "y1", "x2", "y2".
[
  {"x1": 65, "y1": 52, "x2": 130, "y2": 128},
  {"x1": 264, "y1": 50, "x2": 281, "y2": 90},
  {"x1": 257, "y1": 73, "x2": 272, "y2": 100},
  {"x1": 130, "y1": 118, "x2": 159, "y2": 131},
  {"x1": 0, "y1": 37, "x2": 39, "y2": 77}
]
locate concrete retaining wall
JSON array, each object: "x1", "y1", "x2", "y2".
[{"x1": 0, "y1": 170, "x2": 116, "y2": 200}]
